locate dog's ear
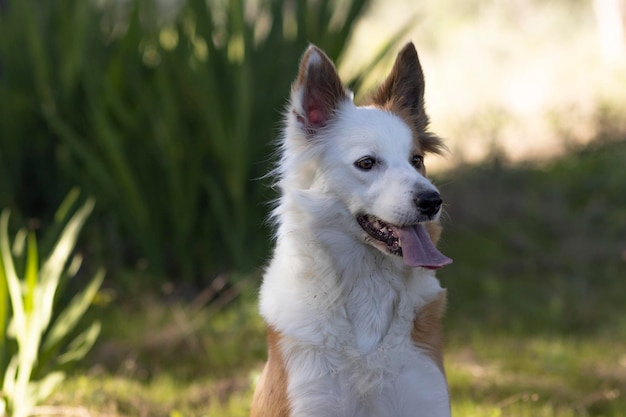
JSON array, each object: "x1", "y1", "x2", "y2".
[
  {"x1": 370, "y1": 42, "x2": 426, "y2": 125},
  {"x1": 370, "y1": 42, "x2": 445, "y2": 155},
  {"x1": 291, "y1": 45, "x2": 348, "y2": 135}
]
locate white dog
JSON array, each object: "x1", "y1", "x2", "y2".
[{"x1": 251, "y1": 42, "x2": 453, "y2": 417}]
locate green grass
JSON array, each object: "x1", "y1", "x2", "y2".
[
  {"x1": 44, "y1": 138, "x2": 626, "y2": 416},
  {"x1": 438, "y1": 138, "x2": 626, "y2": 338},
  {"x1": 48, "y1": 294, "x2": 264, "y2": 417},
  {"x1": 447, "y1": 335, "x2": 626, "y2": 416},
  {"x1": 438, "y1": 138, "x2": 626, "y2": 416}
]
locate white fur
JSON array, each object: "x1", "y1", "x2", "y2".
[{"x1": 259, "y1": 64, "x2": 450, "y2": 417}]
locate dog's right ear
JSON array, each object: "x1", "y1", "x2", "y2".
[{"x1": 291, "y1": 45, "x2": 348, "y2": 136}]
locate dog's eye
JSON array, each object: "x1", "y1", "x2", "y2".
[
  {"x1": 355, "y1": 157, "x2": 376, "y2": 170},
  {"x1": 411, "y1": 155, "x2": 424, "y2": 170}
]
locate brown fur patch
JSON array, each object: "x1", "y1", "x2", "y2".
[
  {"x1": 250, "y1": 328, "x2": 291, "y2": 417},
  {"x1": 425, "y1": 221, "x2": 443, "y2": 246},
  {"x1": 411, "y1": 290, "x2": 448, "y2": 374}
]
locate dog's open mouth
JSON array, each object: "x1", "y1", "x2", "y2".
[
  {"x1": 357, "y1": 215, "x2": 402, "y2": 254},
  {"x1": 357, "y1": 214, "x2": 452, "y2": 269}
]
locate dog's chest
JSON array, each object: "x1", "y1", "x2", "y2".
[
  {"x1": 343, "y1": 274, "x2": 412, "y2": 353},
  {"x1": 284, "y1": 317, "x2": 449, "y2": 417},
  {"x1": 328, "y1": 293, "x2": 420, "y2": 393},
  {"x1": 281, "y1": 275, "x2": 449, "y2": 417}
]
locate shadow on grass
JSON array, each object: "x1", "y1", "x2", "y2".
[{"x1": 437, "y1": 137, "x2": 626, "y2": 337}]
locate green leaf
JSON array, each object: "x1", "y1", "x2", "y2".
[
  {"x1": 23, "y1": 232, "x2": 39, "y2": 314},
  {"x1": 56, "y1": 322, "x2": 101, "y2": 366},
  {"x1": 2, "y1": 355, "x2": 18, "y2": 401},
  {"x1": 53, "y1": 187, "x2": 81, "y2": 225},
  {"x1": 38, "y1": 187, "x2": 82, "y2": 259},
  {"x1": 10, "y1": 229, "x2": 26, "y2": 258},
  {"x1": 0, "y1": 215, "x2": 8, "y2": 361},
  {"x1": 42, "y1": 270, "x2": 104, "y2": 353},
  {"x1": 37, "y1": 198, "x2": 95, "y2": 334},
  {"x1": 0, "y1": 210, "x2": 26, "y2": 341},
  {"x1": 27, "y1": 371, "x2": 65, "y2": 405}
]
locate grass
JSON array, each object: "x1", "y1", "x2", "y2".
[
  {"x1": 43, "y1": 138, "x2": 626, "y2": 416},
  {"x1": 438, "y1": 138, "x2": 626, "y2": 337},
  {"x1": 447, "y1": 335, "x2": 625, "y2": 416},
  {"x1": 438, "y1": 138, "x2": 626, "y2": 416},
  {"x1": 48, "y1": 294, "x2": 264, "y2": 417}
]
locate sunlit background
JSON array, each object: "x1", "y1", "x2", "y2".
[
  {"x1": 0, "y1": 0, "x2": 625, "y2": 416},
  {"x1": 344, "y1": 0, "x2": 626, "y2": 168}
]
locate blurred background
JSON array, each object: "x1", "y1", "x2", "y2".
[{"x1": 0, "y1": 0, "x2": 625, "y2": 415}]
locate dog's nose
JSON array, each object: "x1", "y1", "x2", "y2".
[{"x1": 415, "y1": 191, "x2": 442, "y2": 217}]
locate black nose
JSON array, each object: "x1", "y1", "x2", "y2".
[{"x1": 415, "y1": 191, "x2": 442, "y2": 217}]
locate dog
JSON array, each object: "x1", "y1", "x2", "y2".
[{"x1": 251, "y1": 42, "x2": 453, "y2": 417}]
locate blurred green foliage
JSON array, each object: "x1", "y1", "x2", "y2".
[
  {"x1": 0, "y1": 0, "x2": 403, "y2": 285},
  {"x1": 0, "y1": 190, "x2": 104, "y2": 417}
]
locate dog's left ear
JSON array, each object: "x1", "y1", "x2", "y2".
[
  {"x1": 291, "y1": 45, "x2": 349, "y2": 136},
  {"x1": 370, "y1": 42, "x2": 426, "y2": 128}
]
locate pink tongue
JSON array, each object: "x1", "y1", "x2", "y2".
[{"x1": 395, "y1": 224, "x2": 452, "y2": 269}]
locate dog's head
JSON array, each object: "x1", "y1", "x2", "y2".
[{"x1": 280, "y1": 43, "x2": 451, "y2": 269}]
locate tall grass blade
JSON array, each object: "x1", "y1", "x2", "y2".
[
  {"x1": 42, "y1": 270, "x2": 105, "y2": 353},
  {"x1": 38, "y1": 187, "x2": 82, "y2": 259},
  {"x1": 0, "y1": 210, "x2": 25, "y2": 337},
  {"x1": 2, "y1": 356, "x2": 19, "y2": 406},
  {"x1": 55, "y1": 322, "x2": 101, "y2": 365},
  {"x1": 53, "y1": 188, "x2": 81, "y2": 225},
  {"x1": 23, "y1": 233, "x2": 38, "y2": 315},
  {"x1": 0, "y1": 218, "x2": 7, "y2": 361},
  {"x1": 27, "y1": 371, "x2": 64, "y2": 406},
  {"x1": 38, "y1": 198, "x2": 95, "y2": 333}
]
